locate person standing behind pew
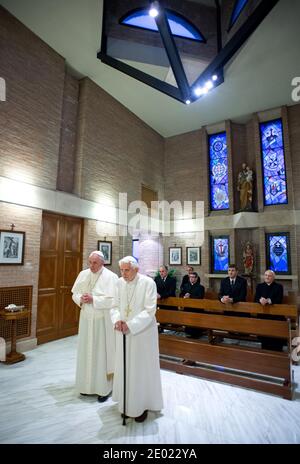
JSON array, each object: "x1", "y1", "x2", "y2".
[
  {"x1": 254, "y1": 270, "x2": 284, "y2": 351},
  {"x1": 219, "y1": 264, "x2": 247, "y2": 304},
  {"x1": 155, "y1": 265, "x2": 176, "y2": 300}
]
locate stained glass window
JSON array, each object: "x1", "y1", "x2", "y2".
[
  {"x1": 120, "y1": 9, "x2": 205, "y2": 42},
  {"x1": 260, "y1": 119, "x2": 288, "y2": 206},
  {"x1": 209, "y1": 132, "x2": 229, "y2": 211},
  {"x1": 211, "y1": 236, "x2": 229, "y2": 273},
  {"x1": 229, "y1": 0, "x2": 249, "y2": 30},
  {"x1": 266, "y1": 233, "x2": 290, "y2": 274}
]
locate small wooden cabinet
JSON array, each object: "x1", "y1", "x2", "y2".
[{"x1": 0, "y1": 310, "x2": 30, "y2": 364}]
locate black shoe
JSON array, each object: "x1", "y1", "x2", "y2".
[
  {"x1": 135, "y1": 410, "x2": 148, "y2": 423},
  {"x1": 97, "y1": 392, "x2": 111, "y2": 403}
]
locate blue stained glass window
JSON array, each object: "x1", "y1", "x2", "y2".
[
  {"x1": 229, "y1": 0, "x2": 249, "y2": 29},
  {"x1": 212, "y1": 236, "x2": 229, "y2": 273},
  {"x1": 209, "y1": 132, "x2": 229, "y2": 211},
  {"x1": 120, "y1": 9, "x2": 205, "y2": 42},
  {"x1": 260, "y1": 119, "x2": 288, "y2": 206},
  {"x1": 266, "y1": 233, "x2": 290, "y2": 274}
]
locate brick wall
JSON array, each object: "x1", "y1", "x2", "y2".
[
  {"x1": 56, "y1": 73, "x2": 79, "y2": 193},
  {"x1": 74, "y1": 78, "x2": 164, "y2": 206},
  {"x1": 0, "y1": 202, "x2": 42, "y2": 340},
  {"x1": 0, "y1": 7, "x2": 65, "y2": 190}
]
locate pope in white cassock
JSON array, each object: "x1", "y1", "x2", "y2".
[
  {"x1": 71, "y1": 251, "x2": 118, "y2": 402},
  {"x1": 111, "y1": 256, "x2": 163, "y2": 422}
]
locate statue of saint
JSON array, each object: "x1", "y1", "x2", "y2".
[
  {"x1": 243, "y1": 242, "x2": 254, "y2": 275},
  {"x1": 237, "y1": 163, "x2": 253, "y2": 211}
]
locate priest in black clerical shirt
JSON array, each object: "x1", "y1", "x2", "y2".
[
  {"x1": 254, "y1": 269, "x2": 284, "y2": 351},
  {"x1": 180, "y1": 272, "x2": 204, "y2": 299}
]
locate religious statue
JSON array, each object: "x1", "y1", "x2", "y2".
[
  {"x1": 237, "y1": 163, "x2": 253, "y2": 211},
  {"x1": 243, "y1": 241, "x2": 254, "y2": 275}
]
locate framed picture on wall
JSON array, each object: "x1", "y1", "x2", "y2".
[
  {"x1": 169, "y1": 247, "x2": 182, "y2": 266},
  {"x1": 97, "y1": 240, "x2": 112, "y2": 265},
  {"x1": 186, "y1": 247, "x2": 201, "y2": 265},
  {"x1": 0, "y1": 230, "x2": 25, "y2": 265},
  {"x1": 266, "y1": 233, "x2": 291, "y2": 274},
  {"x1": 211, "y1": 235, "x2": 229, "y2": 273}
]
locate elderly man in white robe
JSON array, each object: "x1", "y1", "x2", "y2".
[
  {"x1": 72, "y1": 251, "x2": 118, "y2": 402},
  {"x1": 111, "y1": 256, "x2": 163, "y2": 422}
]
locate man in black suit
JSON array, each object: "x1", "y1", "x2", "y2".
[
  {"x1": 155, "y1": 265, "x2": 176, "y2": 300},
  {"x1": 255, "y1": 270, "x2": 284, "y2": 351},
  {"x1": 219, "y1": 264, "x2": 247, "y2": 304}
]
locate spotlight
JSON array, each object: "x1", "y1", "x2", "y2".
[
  {"x1": 194, "y1": 87, "x2": 204, "y2": 97},
  {"x1": 205, "y1": 80, "x2": 213, "y2": 90},
  {"x1": 185, "y1": 99, "x2": 191, "y2": 105},
  {"x1": 212, "y1": 74, "x2": 218, "y2": 81},
  {"x1": 149, "y1": 5, "x2": 159, "y2": 17}
]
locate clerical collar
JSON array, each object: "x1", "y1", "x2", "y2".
[
  {"x1": 91, "y1": 267, "x2": 103, "y2": 277},
  {"x1": 126, "y1": 274, "x2": 139, "y2": 286}
]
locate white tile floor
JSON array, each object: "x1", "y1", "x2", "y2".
[{"x1": 0, "y1": 335, "x2": 300, "y2": 444}]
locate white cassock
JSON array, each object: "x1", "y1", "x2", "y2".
[
  {"x1": 71, "y1": 266, "x2": 118, "y2": 395},
  {"x1": 111, "y1": 273, "x2": 163, "y2": 417}
]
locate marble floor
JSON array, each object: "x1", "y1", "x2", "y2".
[{"x1": 0, "y1": 336, "x2": 300, "y2": 444}]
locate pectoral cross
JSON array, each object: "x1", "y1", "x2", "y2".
[{"x1": 125, "y1": 306, "x2": 132, "y2": 319}]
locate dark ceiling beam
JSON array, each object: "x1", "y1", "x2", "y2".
[
  {"x1": 192, "y1": 0, "x2": 280, "y2": 88},
  {"x1": 154, "y1": 4, "x2": 191, "y2": 101},
  {"x1": 97, "y1": 53, "x2": 183, "y2": 102}
]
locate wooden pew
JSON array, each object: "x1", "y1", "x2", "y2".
[{"x1": 157, "y1": 297, "x2": 299, "y2": 400}]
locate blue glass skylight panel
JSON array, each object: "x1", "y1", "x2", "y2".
[
  {"x1": 121, "y1": 9, "x2": 204, "y2": 42},
  {"x1": 229, "y1": 0, "x2": 249, "y2": 28}
]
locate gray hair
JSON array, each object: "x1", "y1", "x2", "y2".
[
  {"x1": 89, "y1": 251, "x2": 105, "y2": 262},
  {"x1": 265, "y1": 269, "x2": 276, "y2": 277},
  {"x1": 119, "y1": 256, "x2": 139, "y2": 269}
]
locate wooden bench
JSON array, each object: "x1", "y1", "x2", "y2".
[{"x1": 157, "y1": 297, "x2": 299, "y2": 400}]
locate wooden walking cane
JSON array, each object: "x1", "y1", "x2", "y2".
[{"x1": 122, "y1": 332, "x2": 126, "y2": 426}]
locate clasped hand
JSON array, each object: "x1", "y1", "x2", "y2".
[
  {"x1": 114, "y1": 320, "x2": 129, "y2": 334},
  {"x1": 80, "y1": 293, "x2": 93, "y2": 304}
]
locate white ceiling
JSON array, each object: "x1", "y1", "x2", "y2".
[{"x1": 1, "y1": 0, "x2": 299, "y2": 137}]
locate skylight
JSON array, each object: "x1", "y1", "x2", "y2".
[{"x1": 120, "y1": 9, "x2": 205, "y2": 42}]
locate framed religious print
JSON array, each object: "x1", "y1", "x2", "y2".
[
  {"x1": 211, "y1": 235, "x2": 229, "y2": 273},
  {"x1": 0, "y1": 230, "x2": 25, "y2": 265},
  {"x1": 186, "y1": 247, "x2": 201, "y2": 265},
  {"x1": 97, "y1": 240, "x2": 112, "y2": 265},
  {"x1": 266, "y1": 233, "x2": 291, "y2": 274},
  {"x1": 169, "y1": 247, "x2": 182, "y2": 266}
]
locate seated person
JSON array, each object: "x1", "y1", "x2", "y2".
[
  {"x1": 180, "y1": 272, "x2": 204, "y2": 299},
  {"x1": 180, "y1": 272, "x2": 205, "y2": 340},
  {"x1": 219, "y1": 264, "x2": 247, "y2": 305},
  {"x1": 180, "y1": 266, "x2": 200, "y2": 294},
  {"x1": 254, "y1": 270, "x2": 285, "y2": 351},
  {"x1": 155, "y1": 265, "x2": 176, "y2": 300}
]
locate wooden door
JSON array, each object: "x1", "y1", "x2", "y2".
[{"x1": 37, "y1": 212, "x2": 83, "y2": 344}]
